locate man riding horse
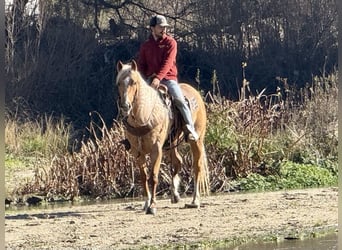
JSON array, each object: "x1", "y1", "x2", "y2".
[
  {"x1": 137, "y1": 14, "x2": 199, "y2": 141},
  {"x1": 115, "y1": 15, "x2": 209, "y2": 215}
]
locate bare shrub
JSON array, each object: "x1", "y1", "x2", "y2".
[
  {"x1": 16, "y1": 114, "x2": 135, "y2": 199},
  {"x1": 205, "y1": 90, "x2": 284, "y2": 179},
  {"x1": 283, "y1": 74, "x2": 338, "y2": 162},
  {"x1": 10, "y1": 73, "x2": 338, "y2": 199},
  {"x1": 205, "y1": 71, "x2": 338, "y2": 189}
]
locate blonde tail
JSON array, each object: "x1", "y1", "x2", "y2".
[{"x1": 199, "y1": 145, "x2": 210, "y2": 196}]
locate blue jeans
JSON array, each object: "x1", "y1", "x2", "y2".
[{"x1": 160, "y1": 79, "x2": 194, "y2": 127}]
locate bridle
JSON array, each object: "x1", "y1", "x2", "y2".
[{"x1": 117, "y1": 70, "x2": 157, "y2": 136}]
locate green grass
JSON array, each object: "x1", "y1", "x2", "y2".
[{"x1": 236, "y1": 161, "x2": 338, "y2": 192}]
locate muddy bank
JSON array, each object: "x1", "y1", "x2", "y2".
[{"x1": 5, "y1": 187, "x2": 338, "y2": 249}]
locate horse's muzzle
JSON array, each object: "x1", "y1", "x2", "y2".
[{"x1": 119, "y1": 101, "x2": 131, "y2": 116}]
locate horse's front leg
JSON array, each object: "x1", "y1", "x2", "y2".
[
  {"x1": 137, "y1": 155, "x2": 151, "y2": 212},
  {"x1": 146, "y1": 143, "x2": 163, "y2": 215}
]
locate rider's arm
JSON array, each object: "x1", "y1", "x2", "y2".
[{"x1": 155, "y1": 37, "x2": 177, "y2": 81}]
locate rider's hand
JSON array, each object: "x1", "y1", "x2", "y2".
[{"x1": 151, "y1": 78, "x2": 160, "y2": 89}]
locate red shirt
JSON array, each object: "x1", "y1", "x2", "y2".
[{"x1": 137, "y1": 34, "x2": 178, "y2": 81}]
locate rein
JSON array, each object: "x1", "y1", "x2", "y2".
[{"x1": 122, "y1": 117, "x2": 152, "y2": 137}]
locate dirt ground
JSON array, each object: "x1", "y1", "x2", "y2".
[{"x1": 5, "y1": 187, "x2": 338, "y2": 249}]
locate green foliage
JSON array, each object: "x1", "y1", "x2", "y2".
[
  {"x1": 279, "y1": 162, "x2": 337, "y2": 188},
  {"x1": 5, "y1": 155, "x2": 26, "y2": 170},
  {"x1": 237, "y1": 161, "x2": 338, "y2": 191},
  {"x1": 237, "y1": 173, "x2": 273, "y2": 191}
]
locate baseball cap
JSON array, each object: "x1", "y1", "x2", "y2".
[{"x1": 150, "y1": 15, "x2": 169, "y2": 27}]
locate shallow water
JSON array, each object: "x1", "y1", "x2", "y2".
[
  {"x1": 5, "y1": 197, "x2": 137, "y2": 213},
  {"x1": 223, "y1": 233, "x2": 337, "y2": 250}
]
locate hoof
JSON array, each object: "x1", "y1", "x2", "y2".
[
  {"x1": 171, "y1": 194, "x2": 181, "y2": 204},
  {"x1": 184, "y1": 203, "x2": 200, "y2": 209},
  {"x1": 146, "y1": 206, "x2": 157, "y2": 215},
  {"x1": 143, "y1": 201, "x2": 150, "y2": 212}
]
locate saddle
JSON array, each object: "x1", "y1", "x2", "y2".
[{"x1": 157, "y1": 84, "x2": 190, "y2": 147}]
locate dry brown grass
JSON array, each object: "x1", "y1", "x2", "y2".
[
  {"x1": 16, "y1": 115, "x2": 136, "y2": 199},
  {"x1": 7, "y1": 73, "x2": 338, "y2": 200},
  {"x1": 5, "y1": 113, "x2": 71, "y2": 158}
]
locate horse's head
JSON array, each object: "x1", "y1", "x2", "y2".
[{"x1": 115, "y1": 60, "x2": 140, "y2": 116}]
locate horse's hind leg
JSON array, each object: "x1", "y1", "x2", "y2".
[
  {"x1": 187, "y1": 139, "x2": 209, "y2": 208},
  {"x1": 169, "y1": 148, "x2": 183, "y2": 203}
]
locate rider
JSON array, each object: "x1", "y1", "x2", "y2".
[{"x1": 137, "y1": 14, "x2": 199, "y2": 141}]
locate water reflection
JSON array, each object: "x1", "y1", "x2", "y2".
[
  {"x1": 5, "y1": 196, "x2": 144, "y2": 212},
  {"x1": 223, "y1": 233, "x2": 337, "y2": 250}
]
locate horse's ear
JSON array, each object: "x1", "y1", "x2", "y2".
[
  {"x1": 117, "y1": 60, "x2": 124, "y2": 72},
  {"x1": 131, "y1": 60, "x2": 138, "y2": 71}
]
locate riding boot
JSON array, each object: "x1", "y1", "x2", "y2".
[
  {"x1": 185, "y1": 124, "x2": 199, "y2": 141},
  {"x1": 161, "y1": 79, "x2": 199, "y2": 141},
  {"x1": 174, "y1": 100, "x2": 199, "y2": 141}
]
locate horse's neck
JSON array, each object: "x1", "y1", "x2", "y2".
[{"x1": 129, "y1": 80, "x2": 160, "y2": 125}]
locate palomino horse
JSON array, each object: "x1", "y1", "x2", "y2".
[{"x1": 116, "y1": 60, "x2": 209, "y2": 215}]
